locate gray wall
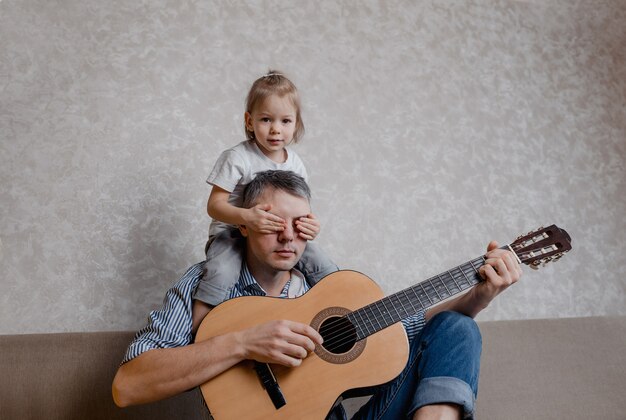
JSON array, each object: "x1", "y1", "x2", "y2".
[{"x1": 1, "y1": 0, "x2": 625, "y2": 334}]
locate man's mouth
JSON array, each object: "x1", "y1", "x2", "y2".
[{"x1": 275, "y1": 249, "x2": 295, "y2": 257}]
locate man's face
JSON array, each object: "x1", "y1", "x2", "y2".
[{"x1": 240, "y1": 188, "x2": 310, "y2": 274}]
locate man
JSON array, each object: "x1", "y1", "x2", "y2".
[{"x1": 112, "y1": 170, "x2": 521, "y2": 419}]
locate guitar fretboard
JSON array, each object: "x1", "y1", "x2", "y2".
[{"x1": 346, "y1": 256, "x2": 486, "y2": 340}]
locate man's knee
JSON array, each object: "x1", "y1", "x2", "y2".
[
  {"x1": 429, "y1": 311, "x2": 482, "y2": 352},
  {"x1": 417, "y1": 311, "x2": 482, "y2": 397}
]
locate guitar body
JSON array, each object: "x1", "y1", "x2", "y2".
[{"x1": 195, "y1": 270, "x2": 410, "y2": 420}]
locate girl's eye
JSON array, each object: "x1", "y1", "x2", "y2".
[
  {"x1": 261, "y1": 118, "x2": 271, "y2": 123},
  {"x1": 283, "y1": 119, "x2": 292, "y2": 124}
]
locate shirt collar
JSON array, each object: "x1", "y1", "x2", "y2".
[{"x1": 238, "y1": 263, "x2": 307, "y2": 298}]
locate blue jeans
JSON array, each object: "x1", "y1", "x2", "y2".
[{"x1": 349, "y1": 311, "x2": 482, "y2": 420}]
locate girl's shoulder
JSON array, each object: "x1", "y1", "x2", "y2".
[
  {"x1": 224, "y1": 139, "x2": 253, "y2": 154},
  {"x1": 285, "y1": 146, "x2": 305, "y2": 165},
  {"x1": 216, "y1": 140, "x2": 255, "y2": 163}
]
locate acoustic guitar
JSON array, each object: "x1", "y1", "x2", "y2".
[{"x1": 195, "y1": 225, "x2": 571, "y2": 419}]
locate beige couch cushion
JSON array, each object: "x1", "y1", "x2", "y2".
[
  {"x1": 0, "y1": 331, "x2": 205, "y2": 420},
  {"x1": 477, "y1": 316, "x2": 626, "y2": 419},
  {"x1": 1, "y1": 316, "x2": 625, "y2": 419}
]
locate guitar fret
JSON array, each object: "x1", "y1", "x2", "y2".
[
  {"x1": 358, "y1": 308, "x2": 373, "y2": 337},
  {"x1": 400, "y1": 294, "x2": 412, "y2": 318},
  {"x1": 468, "y1": 259, "x2": 484, "y2": 287},
  {"x1": 468, "y1": 258, "x2": 483, "y2": 281},
  {"x1": 371, "y1": 305, "x2": 384, "y2": 330},
  {"x1": 456, "y1": 267, "x2": 467, "y2": 286},
  {"x1": 449, "y1": 270, "x2": 462, "y2": 291},
  {"x1": 418, "y1": 282, "x2": 435, "y2": 305},
  {"x1": 363, "y1": 305, "x2": 377, "y2": 331},
  {"x1": 378, "y1": 300, "x2": 387, "y2": 320},
  {"x1": 389, "y1": 294, "x2": 405, "y2": 319},
  {"x1": 428, "y1": 276, "x2": 447, "y2": 300},
  {"x1": 459, "y1": 264, "x2": 472, "y2": 286},
  {"x1": 429, "y1": 278, "x2": 443, "y2": 301},
  {"x1": 442, "y1": 272, "x2": 458, "y2": 294},
  {"x1": 402, "y1": 290, "x2": 420, "y2": 313},
  {"x1": 410, "y1": 286, "x2": 427, "y2": 307},
  {"x1": 438, "y1": 273, "x2": 452, "y2": 298},
  {"x1": 353, "y1": 310, "x2": 370, "y2": 338},
  {"x1": 380, "y1": 299, "x2": 394, "y2": 324}
]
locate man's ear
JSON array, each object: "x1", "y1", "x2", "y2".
[{"x1": 239, "y1": 224, "x2": 248, "y2": 237}]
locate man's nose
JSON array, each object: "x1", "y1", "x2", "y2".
[{"x1": 278, "y1": 223, "x2": 294, "y2": 242}]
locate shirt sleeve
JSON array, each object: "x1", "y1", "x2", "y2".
[
  {"x1": 401, "y1": 310, "x2": 427, "y2": 345},
  {"x1": 121, "y1": 263, "x2": 204, "y2": 364},
  {"x1": 288, "y1": 149, "x2": 309, "y2": 182},
  {"x1": 206, "y1": 148, "x2": 246, "y2": 193}
]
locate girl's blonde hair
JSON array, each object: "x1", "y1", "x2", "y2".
[{"x1": 244, "y1": 70, "x2": 305, "y2": 143}]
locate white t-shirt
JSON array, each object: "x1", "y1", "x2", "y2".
[{"x1": 206, "y1": 140, "x2": 308, "y2": 238}]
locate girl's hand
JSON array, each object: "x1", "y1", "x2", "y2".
[
  {"x1": 295, "y1": 213, "x2": 320, "y2": 241},
  {"x1": 244, "y1": 204, "x2": 286, "y2": 233}
]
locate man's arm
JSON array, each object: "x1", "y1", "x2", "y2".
[
  {"x1": 426, "y1": 240, "x2": 522, "y2": 320},
  {"x1": 112, "y1": 319, "x2": 322, "y2": 407},
  {"x1": 112, "y1": 331, "x2": 244, "y2": 407}
]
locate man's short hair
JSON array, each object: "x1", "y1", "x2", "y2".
[{"x1": 242, "y1": 170, "x2": 311, "y2": 208}]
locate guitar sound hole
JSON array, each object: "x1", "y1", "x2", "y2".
[{"x1": 319, "y1": 316, "x2": 357, "y2": 354}]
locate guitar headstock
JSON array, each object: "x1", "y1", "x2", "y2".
[{"x1": 509, "y1": 225, "x2": 572, "y2": 270}]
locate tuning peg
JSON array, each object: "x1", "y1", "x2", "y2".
[{"x1": 527, "y1": 226, "x2": 544, "y2": 236}]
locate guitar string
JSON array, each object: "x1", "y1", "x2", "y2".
[
  {"x1": 318, "y1": 260, "x2": 484, "y2": 353},
  {"x1": 316, "y1": 259, "x2": 483, "y2": 347},
  {"x1": 326, "y1": 260, "x2": 483, "y2": 350},
  {"x1": 321, "y1": 246, "x2": 560, "y2": 352},
  {"x1": 324, "y1": 284, "x2": 484, "y2": 352},
  {"x1": 322, "y1": 281, "x2": 472, "y2": 353},
  {"x1": 317, "y1": 252, "x2": 523, "y2": 352},
  {"x1": 318, "y1": 244, "x2": 565, "y2": 352},
  {"x1": 514, "y1": 245, "x2": 561, "y2": 263}
]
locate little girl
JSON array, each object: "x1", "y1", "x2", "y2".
[{"x1": 192, "y1": 70, "x2": 337, "y2": 328}]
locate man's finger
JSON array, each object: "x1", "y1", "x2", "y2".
[{"x1": 288, "y1": 322, "x2": 323, "y2": 345}]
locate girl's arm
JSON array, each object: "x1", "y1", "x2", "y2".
[
  {"x1": 207, "y1": 186, "x2": 285, "y2": 233},
  {"x1": 206, "y1": 186, "x2": 248, "y2": 225}
]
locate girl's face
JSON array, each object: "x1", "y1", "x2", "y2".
[{"x1": 245, "y1": 94, "x2": 297, "y2": 163}]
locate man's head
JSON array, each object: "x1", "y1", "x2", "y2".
[
  {"x1": 242, "y1": 170, "x2": 311, "y2": 208},
  {"x1": 240, "y1": 170, "x2": 312, "y2": 275}
]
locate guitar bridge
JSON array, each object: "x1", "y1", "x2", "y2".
[{"x1": 253, "y1": 362, "x2": 287, "y2": 410}]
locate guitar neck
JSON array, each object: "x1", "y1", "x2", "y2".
[{"x1": 346, "y1": 255, "x2": 487, "y2": 341}]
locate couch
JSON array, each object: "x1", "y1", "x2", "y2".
[{"x1": 2, "y1": 316, "x2": 625, "y2": 419}]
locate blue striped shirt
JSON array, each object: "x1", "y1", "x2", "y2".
[{"x1": 122, "y1": 262, "x2": 426, "y2": 364}]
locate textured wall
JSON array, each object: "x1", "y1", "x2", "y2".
[{"x1": 1, "y1": 0, "x2": 625, "y2": 334}]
